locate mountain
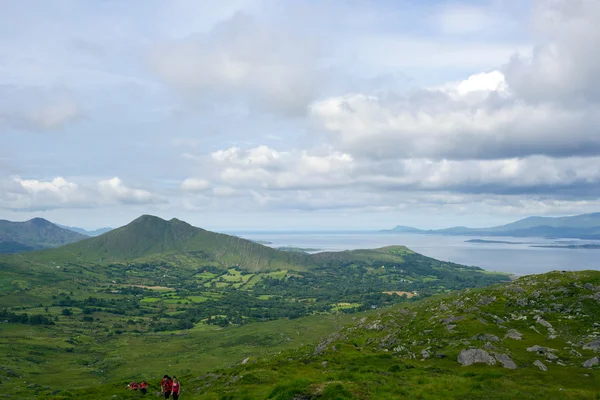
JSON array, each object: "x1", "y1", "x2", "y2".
[
  {"x1": 194, "y1": 270, "x2": 600, "y2": 399},
  {"x1": 57, "y1": 224, "x2": 112, "y2": 236},
  {"x1": 37, "y1": 214, "x2": 311, "y2": 271},
  {"x1": 384, "y1": 212, "x2": 600, "y2": 239},
  {"x1": 0, "y1": 218, "x2": 88, "y2": 254}
]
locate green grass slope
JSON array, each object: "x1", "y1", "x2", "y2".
[
  {"x1": 192, "y1": 270, "x2": 600, "y2": 399},
  {"x1": 25, "y1": 215, "x2": 311, "y2": 272},
  {"x1": 0, "y1": 218, "x2": 88, "y2": 253}
]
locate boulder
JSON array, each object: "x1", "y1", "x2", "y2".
[
  {"x1": 478, "y1": 296, "x2": 496, "y2": 306},
  {"x1": 534, "y1": 360, "x2": 548, "y2": 371},
  {"x1": 471, "y1": 333, "x2": 500, "y2": 342},
  {"x1": 504, "y1": 329, "x2": 523, "y2": 340},
  {"x1": 495, "y1": 353, "x2": 517, "y2": 369},
  {"x1": 582, "y1": 339, "x2": 600, "y2": 351},
  {"x1": 457, "y1": 349, "x2": 496, "y2": 366},
  {"x1": 583, "y1": 357, "x2": 598, "y2": 368},
  {"x1": 421, "y1": 349, "x2": 430, "y2": 360}
]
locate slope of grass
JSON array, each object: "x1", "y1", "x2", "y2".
[
  {"x1": 179, "y1": 270, "x2": 600, "y2": 399},
  {"x1": 0, "y1": 218, "x2": 87, "y2": 253}
]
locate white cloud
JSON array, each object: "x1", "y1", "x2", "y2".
[
  {"x1": 149, "y1": 11, "x2": 324, "y2": 115},
  {"x1": 505, "y1": 0, "x2": 600, "y2": 103},
  {"x1": 181, "y1": 178, "x2": 210, "y2": 192},
  {"x1": 96, "y1": 177, "x2": 158, "y2": 204},
  {"x1": 309, "y1": 73, "x2": 600, "y2": 160},
  {"x1": 0, "y1": 176, "x2": 162, "y2": 211}
]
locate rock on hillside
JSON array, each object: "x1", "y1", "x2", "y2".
[{"x1": 308, "y1": 270, "x2": 600, "y2": 372}]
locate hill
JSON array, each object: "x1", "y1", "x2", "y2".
[
  {"x1": 37, "y1": 214, "x2": 310, "y2": 271},
  {"x1": 3, "y1": 270, "x2": 595, "y2": 399},
  {"x1": 0, "y1": 218, "x2": 88, "y2": 254},
  {"x1": 384, "y1": 212, "x2": 600, "y2": 239},
  {"x1": 0, "y1": 216, "x2": 512, "y2": 399},
  {"x1": 57, "y1": 224, "x2": 112, "y2": 236},
  {"x1": 186, "y1": 270, "x2": 600, "y2": 399}
]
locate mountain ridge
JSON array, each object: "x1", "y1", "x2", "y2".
[
  {"x1": 57, "y1": 224, "x2": 112, "y2": 236},
  {"x1": 29, "y1": 214, "x2": 312, "y2": 271},
  {"x1": 0, "y1": 218, "x2": 88, "y2": 254},
  {"x1": 384, "y1": 212, "x2": 600, "y2": 239}
]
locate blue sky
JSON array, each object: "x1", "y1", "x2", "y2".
[{"x1": 2, "y1": 0, "x2": 600, "y2": 231}]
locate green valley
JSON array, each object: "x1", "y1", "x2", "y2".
[{"x1": 0, "y1": 215, "x2": 522, "y2": 399}]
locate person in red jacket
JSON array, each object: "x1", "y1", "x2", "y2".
[
  {"x1": 171, "y1": 376, "x2": 180, "y2": 400},
  {"x1": 161, "y1": 375, "x2": 172, "y2": 399},
  {"x1": 140, "y1": 380, "x2": 148, "y2": 395}
]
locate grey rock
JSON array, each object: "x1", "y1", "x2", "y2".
[
  {"x1": 483, "y1": 342, "x2": 498, "y2": 350},
  {"x1": 478, "y1": 296, "x2": 496, "y2": 306},
  {"x1": 584, "y1": 283, "x2": 594, "y2": 290},
  {"x1": 439, "y1": 303, "x2": 449, "y2": 311},
  {"x1": 241, "y1": 357, "x2": 249, "y2": 364},
  {"x1": 504, "y1": 329, "x2": 523, "y2": 340},
  {"x1": 583, "y1": 357, "x2": 598, "y2": 368},
  {"x1": 546, "y1": 353, "x2": 559, "y2": 361},
  {"x1": 495, "y1": 353, "x2": 517, "y2": 369},
  {"x1": 582, "y1": 339, "x2": 600, "y2": 351},
  {"x1": 471, "y1": 333, "x2": 500, "y2": 342},
  {"x1": 536, "y1": 317, "x2": 553, "y2": 329},
  {"x1": 534, "y1": 360, "x2": 548, "y2": 371},
  {"x1": 321, "y1": 361, "x2": 328, "y2": 368},
  {"x1": 570, "y1": 349, "x2": 583, "y2": 357},
  {"x1": 457, "y1": 349, "x2": 496, "y2": 366},
  {"x1": 527, "y1": 345, "x2": 547, "y2": 354},
  {"x1": 442, "y1": 315, "x2": 463, "y2": 325},
  {"x1": 446, "y1": 324, "x2": 457, "y2": 332},
  {"x1": 421, "y1": 349, "x2": 430, "y2": 360},
  {"x1": 516, "y1": 298, "x2": 529, "y2": 307}
]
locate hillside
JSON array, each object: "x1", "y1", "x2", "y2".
[
  {"x1": 385, "y1": 212, "x2": 600, "y2": 239},
  {"x1": 0, "y1": 215, "x2": 508, "y2": 299},
  {"x1": 57, "y1": 224, "x2": 112, "y2": 236},
  {"x1": 0, "y1": 218, "x2": 88, "y2": 254},
  {"x1": 186, "y1": 270, "x2": 600, "y2": 399},
  {"x1": 36, "y1": 214, "x2": 310, "y2": 271},
  {"x1": 0, "y1": 216, "x2": 511, "y2": 399}
]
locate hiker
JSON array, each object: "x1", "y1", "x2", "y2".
[
  {"x1": 140, "y1": 380, "x2": 148, "y2": 395},
  {"x1": 161, "y1": 375, "x2": 173, "y2": 399},
  {"x1": 171, "y1": 376, "x2": 180, "y2": 400},
  {"x1": 126, "y1": 381, "x2": 138, "y2": 390}
]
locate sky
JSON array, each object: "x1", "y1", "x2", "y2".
[{"x1": 1, "y1": 0, "x2": 600, "y2": 231}]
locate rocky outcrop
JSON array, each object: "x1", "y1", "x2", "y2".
[
  {"x1": 582, "y1": 339, "x2": 600, "y2": 351},
  {"x1": 457, "y1": 349, "x2": 496, "y2": 366},
  {"x1": 504, "y1": 329, "x2": 523, "y2": 340},
  {"x1": 494, "y1": 353, "x2": 517, "y2": 369},
  {"x1": 583, "y1": 357, "x2": 598, "y2": 368},
  {"x1": 533, "y1": 360, "x2": 548, "y2": 371},
  {"x1": 471, "y1": 333, "x2": 500, "y2": 342}
]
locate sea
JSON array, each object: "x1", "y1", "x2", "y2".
[{"x1": 231, "y1": 232, "x2": 600, "y2": 276}]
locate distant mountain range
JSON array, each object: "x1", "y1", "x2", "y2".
[
  {"x1": 57, "y1": 224, "x2": 112, "y2": 237},
  {"x1": 0, "y1": 218, "x2": 88, "y2": 253},
  {"x1": 384, "y1": 212, "x2": 600, "y2": 239}
]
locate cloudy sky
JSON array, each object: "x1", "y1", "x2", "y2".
[{"x1": 2, "y1": 0, "x2": 600, "y2": 231}]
